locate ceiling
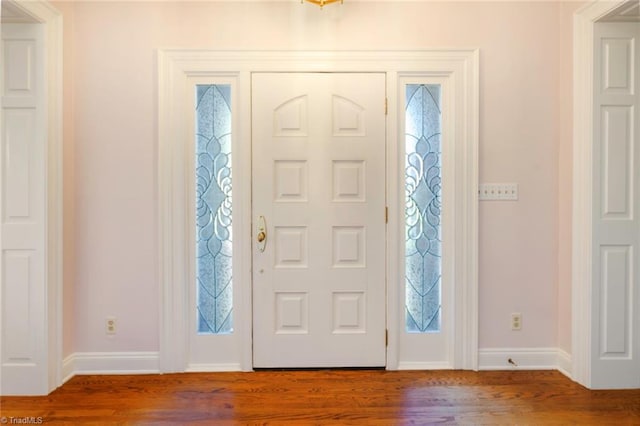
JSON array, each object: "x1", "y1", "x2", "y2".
[{"x1": 0, "y1": 0, "x2": 637, "y2": 25}]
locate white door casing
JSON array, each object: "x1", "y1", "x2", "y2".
[
  {"x1": 158, "y1": 50, "x2": 479, "y2": 373},
  {"x1": 590, "y1": 21, "x2": 640, "y2": 389},
  {"x1": 252, "y1": 73, "x2": 386, "y2": 367}
]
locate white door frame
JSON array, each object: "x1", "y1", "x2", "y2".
[
  {"x1": 0, "y1": 0, "x2": 63, "y2": 394},
  {"x1": 158, "y1": 50, "x2": 479, "y2": 372},
  {"x1": 572, "y1": 0, "x2": 638, "y2": 388}
]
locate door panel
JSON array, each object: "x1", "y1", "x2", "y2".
[
  {"x1": 592, "y1": 22, "x2": 640, "y2": 388},
  {"x1": 1, "y1": 23, "x2": 47, "y2": 394},
  {"x1": 252, "y1": 73, "x2": 386, "y2": 367}
]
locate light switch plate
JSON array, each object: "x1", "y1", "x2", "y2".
[{"x1": 479, "y1": 183, "x2": 518, "y2": 201}]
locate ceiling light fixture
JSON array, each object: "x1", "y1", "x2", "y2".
[{"x1": 303, "y1": 0, "x2": 343, "y2": 8}]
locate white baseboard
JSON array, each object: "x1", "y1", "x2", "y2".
[
  {"x1": 60, "y1": 349, "x2": 573, "y2": 384},
  {"x1": 62, "y1": 354, "x2": 75, "y2": 384},
  {"x1": 397, "y1": 361, "x2": 453, "y2": 370},
  {"x1": 63, "y1": 352, "x2": 160, "y2": 379},
  {"x1": 186, "y1": 363, "x2": 242, "y2": 372},
  {"x1": 479, "y1": 347, "x2": 572, "y2": 372},
  {"x1": 556, "y1": 348, "x2": 573, "y2": 379},
  {"x1": 62, "y1": 352, "x2": 247, "y2": 381}
]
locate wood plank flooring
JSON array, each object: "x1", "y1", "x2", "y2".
[{"x1": 1, "y1": 370, "x2": 639, "y2": 425}]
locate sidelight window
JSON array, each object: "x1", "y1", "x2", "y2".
[
  {"x1": 405, "y1": 84, "x2": 442, "y2": 333},
  {"x1": 195, "y1": 84, "x2": 233, "y2": 334}
]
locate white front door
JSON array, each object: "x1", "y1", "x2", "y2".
[{"x1": 252, "y1": 73, "x2": 386, "y2": 367}]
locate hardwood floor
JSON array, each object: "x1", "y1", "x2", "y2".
[{"x1": 1, "y1": 370, "x2": 639, "y2": 425}]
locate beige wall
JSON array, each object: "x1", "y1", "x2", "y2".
[{"x1": 55, "y1": 1, "x2": 577, "y2": 357}]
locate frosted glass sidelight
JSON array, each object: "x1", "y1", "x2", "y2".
[
  {"x1": 405, "y1": 84, "x2": 442, "y2": 333},
  {"x1": 195, "y1": 85, "x2": 233, "y2": 334}
]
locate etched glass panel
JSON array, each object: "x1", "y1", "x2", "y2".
[
  {"x1": 405, "y1": 84, "x2": 442, "y2": 333},
  {"x1": 195, "y1": 84, "x2": 233, "y2": 334}
]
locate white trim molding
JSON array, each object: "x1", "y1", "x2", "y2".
[
  {"x1": 62, "y1": 354, "x2": 75, "y2": 384},
  {"x1": 62, "y1": 352, "x2": 160, "y2": 379},
  {"x1": 479, "y1": 348, "x2": 572, "y2": 374},
  {"x1": 557, "y1": 349, "x2": 573, "y2": 379},
  {"x1": 185, "y1": 363, "x2": 242, "y2": 373},
  {"x1": 397, "y1": 362, "x2": 454, "y2": 370},
  {"x1": 158, "y1": 50, "x2": 479, "y2": 372},
  {"x1": 61, "y1": 348, "x2": 569, "y2": 379},
  {"x1": 572, "y1": 0, "x2": 633, "y2": 389}
]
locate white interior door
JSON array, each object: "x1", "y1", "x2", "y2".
[
  {"x1": 1, "y1": 23, "x2": 48, "y2": 394},
  {"x1": 592, "y1": 21, "x2": 640, "y2": 388},
  {"x1": 252, "y1": 73, "x2": 386, "y2": 368}
]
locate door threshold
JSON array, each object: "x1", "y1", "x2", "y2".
[{"x1": 253, "y1": 367, "x2": 386, "y2": 372}]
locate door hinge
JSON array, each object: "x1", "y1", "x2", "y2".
[
  {"x1": 385, "y1": 329, "x2": 388, "y2": 347},
  {"x1": 385, "y1": 98, "x2": 388, "y2": 115},
  {"x1": 385, "y1": 206, "x2": 388, "y2": 224}
]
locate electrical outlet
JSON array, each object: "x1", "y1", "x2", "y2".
[
  {"x1": 106, "y1": 317, "x2": 116, "y2": 335},
  {"x1": 511, "y1": 313, "x2": 522, "y2": 331}
]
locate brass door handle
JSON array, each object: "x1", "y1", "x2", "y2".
[{"x1": 257, "y1": 216, "x2": 267, "y2": 252}]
